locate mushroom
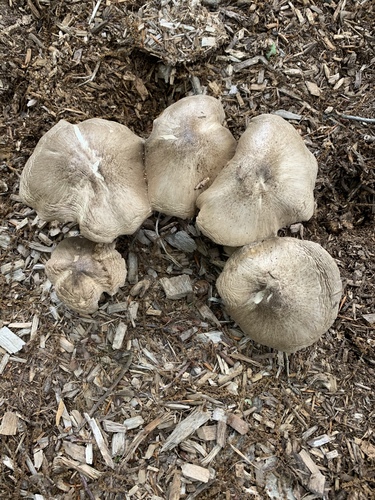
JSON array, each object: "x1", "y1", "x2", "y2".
[
  {"x1": 45, "y1": 236, "x2": 126, "y2": 315},
  {"x1": 145, "y1": 95, "x2": 237, "y2": 219},
  {"x1": 20, "y1": 118, "x2": 151, "y2": 243},
  {"x1": 216, "y1": 237, "x2": 342, "y2": 353},
  {"x1": 196, "y1": 114, "x2": 318, "y2": 246}
]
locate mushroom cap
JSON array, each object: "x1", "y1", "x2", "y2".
[
  {"x1": 20, "y1": 118, "x2": 151, "y2": 243},
  {"x1": 196, "y1": 114, "x2": 318, "y2": 246},
  {"x1": 45, "y1": 236, "x2": 126, "y2": 314},
  {"x1": 216, "y1": 237, "x2": 342, "y2": 353},
  {"x1": 145, "y1": 95, "x2": 237, "y2": 219}
]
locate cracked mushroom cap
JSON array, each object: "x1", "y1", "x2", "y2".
[
  {"x1": 45, "y1": 236, "x2": 126, "y2": 315},
  {"x1": 145, "y1": 95, "x2": 237, "y2": 219},
  {"x1": 216, "y1": 237, "x2": 342, "y2": 353},
  {"x1": 196, "y1": 114, "x2": 318, "y2": 246},
  {"x1": 20, "y1": 118, "x2": 151, "y2": 243}
]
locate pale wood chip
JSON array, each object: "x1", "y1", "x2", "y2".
[
  {"x1": 30, "y1": 314, "x2": 39, "y2": 339},
  {"x1": 356, "y1": 439, "x2": 375, "y2": 459},
  {"x1": 298, "y1": 449, "x2": 326, "y2": 496},
  {"x1": 227, "y1": 413, "x2": 249, "y2": 435},
  {"x1": 217, "y1": 364, "x2": 243, "y2": 385},
  {"x1": 63, "y1": 441, "x2": 86, "y2": 463},
  {"x1": 60, "y1": 336, "x2": 74, "y2": 353},
  {"x1": 200, "y1": 444, "x2": 222, "y2": 466},
  {"x1": 160, "y1": 274, "x2": 193, "y2": 300},
  {"x1": 53, "y1": 456, "x2": 102, "y2": 480},
  {"x1": 127, "y1": 301, "x2": 139, "y2": 327},
  {"x1": 56, "y1": 398, "x2": 71, "y2": 428},
  {"x1": 181, "y1": 463, "x2": 210, "y2": 483},
  {"x1": 33, "y1": 449, "x2": 44, "y2": 470},
  {"x1": 0, "y1": 411, "x2": 18, "y2": 435},
  {"x1": 111, "y1": 432, "x2": 126, "y2": 457},
  {"x1": 307, "y1": 433, "x2": 334, "y2": 448},
  {"x1": 0, "y1": 326, "x2": 26, "y2": 354},
  {"x1": 123, "y1": 414, "x2": 170, "y2": 463},
  {"x1": 196, "y1": 425, "x2": 217, "y2": 441},
  {"x1": 196, "y1": 302, "x2": 221, "y2": 327},
  {"x1": 112, "y1": 322, "x2": 127, "y2": 350},
  {"x1": 325, "y1": 449, "x2": 339, "y2": 460},
  {"x1": 1, "y1": 259, "x2": 24, "y2": 274},
  {"x1": 363, "y1": 313, "x2": 375, "y2": 325},
  {"x1": 0, "y1": 353, "x2": 10, "y2": 375},
  {"x1": 123, "y1": 416, "x2": 145, "y2": 430},
  {"x1": 84, "y1": 413, "x2": 114, "y2": 469},
  {"x1": 161, "y1": 408, "x2": 211, "y2": 452},
  {"x1": 169, "y1": 470, "x2": 181, "y2": 500},
  {"x1": 305, "y1": 81, "x2": 321, "y2": 97}
]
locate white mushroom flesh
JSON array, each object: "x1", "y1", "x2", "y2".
[
  {"x1": 145, "y1": 95, "x2": 237, "y2": 219},
  {"x1": 20, "y1": 118, "x2": 151, "y2": 243},
  {"x1": 216, "y1": 237, "x2": 342, "y2": 353},
  {"x1": 196, "y1": 114, "x2": 318, "y2": 246},
  {"x1": 45, "y1": 236, "x2": 127, "y2": 314}
]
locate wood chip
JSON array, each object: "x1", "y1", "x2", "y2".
[
  {"x1": 160, "y1": 274, "x2": 193, "y2": 300},
  {"x1": 0, "y1": 353, "x2": 10, "y2": 375},
  {"x1": 307, "y1": 433, "x2": 334, "y2": 448},
  {"x1": 161, "y1": 408, "x2": 211, "y2": 452},
  {"x1": 196, "y1": 302, "x2": 221, "y2": 327},
  {"x1": 53, "y1": 456, "x2": 102, "y2": 480},
  {"x1": 84, "y1": 413, "x2": 114, "y2": 469},
  {"x1": 363, "y1": 313, "x2": 375, "y2": 325},
  {"x1": 298, "y1": 449, "x2": 326, "y2": 497},
  {"x1": 123, "y1": 416, "x2": 145, "y2": 430},
  {"x1": 0, "y1": 326, "x2": 26, "y2": 354},
  {"x1": 196, "y1": 425, "x2": 217, "y2": 441},
  {"x1": 305, "y1": 81, "x2": 321, "y2": 97},
  {"x1": 165, "y1": 230, "x2": 197, "y2": 253},
  {"x1": 227, "y1": 413, "x2": 249, "y2": 435},
  {"x1": 112, "y1": 322, "x2": 127, "y2": 350},
  {"x1": 181, "y1": 463, "x2": 211, "y2": 483},
  {"x1": 169, "y1": 470, "x2": 181, "y2": 500},
  {"x1": 0, "y1": 411, "x2": 18, "y2": 435}
]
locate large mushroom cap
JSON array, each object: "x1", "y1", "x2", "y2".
[
  {"x1": 196, "y1": 114, "x2": 318, "y2": 246},
  {"x1": 216, "y1": 237, "x2": 342, "y2": 353},
  {"x1": 20, "y1": 118, "x2": 151, "y2": 243},
  {"x1": 145, "y1": 95, "x2": 237, "y2": 219},
  {"x1": 45, "y1": 236, "x2": 126, "y2": 315}
]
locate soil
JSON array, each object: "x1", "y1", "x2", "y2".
[{"x1": 0, "y1": 1, "x2": 374, "y2": 499}]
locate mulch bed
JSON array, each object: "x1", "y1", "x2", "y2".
[{"x1": 0, "y1": 1, "x2": 374, "y2": 499}]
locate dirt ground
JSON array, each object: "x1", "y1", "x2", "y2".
[{"x1": 0, "y1": 1, "x2": 374, "y2": 499}]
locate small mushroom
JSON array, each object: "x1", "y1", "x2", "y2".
[
  {"x1": 20, "y1": 118, "x2": 151, "y2": 243},
  {"x1": 216, "y1": 237, "x2": 342, "y2": 353},
  {"x1": 45, "y1": 236, "x2": 126, "y2": 314},
  {"x1": 145, "y1": 95, "x2": 237, "y2": 219},
  {"x1": 196, "y1": 114, "x2": 318, "y2": 246}
]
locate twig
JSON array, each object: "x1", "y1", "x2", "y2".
[
  {"x1": 75, "y1": 61, "x2": 101, "y2": 87},
  {"x1": 87, "y1": 352, "x2": 133, "y2": 418},
  {"x1": 121, "y1": 413, "x2": 171, "y2": 465},
  {"x1": 338, "y1": 113, "x2": 375, "y2": 124},
  {"x1": 155, "y1": 214, "x2": 182, "y2": 268},
  {"x1": 75, "y1": 352, "x2": 133, "y2": 433},
  {"x1": 79, "y1": 473, "x2": 95, "y2": 500},
  {"x1": 88, "y1": 0, "x2": 102, "y2": 25}
]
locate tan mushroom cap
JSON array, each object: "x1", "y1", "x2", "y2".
[
  {"x1": 145, "y1": 95, "x2": 237, "y2": 219},
  {"x1": 216, "y1": 237, "x2": 342, "y2": 353},
  {"x1": 20, "y1": 118, "x2": 151, "y2": 243},
  {"x1": 45, "y1": 236, "x2": 126, "y2": 315},
  {"x1": 196, "y1": 114, "x2": 318, "y2": 246}
]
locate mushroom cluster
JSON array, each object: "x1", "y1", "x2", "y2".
[{"x1": 20, "y1": 95, "x2": 342, "y2": 353}]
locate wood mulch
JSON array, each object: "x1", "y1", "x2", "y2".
[{"x1": 0, "y1": 1, "x2": 374, "y2": 499}]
